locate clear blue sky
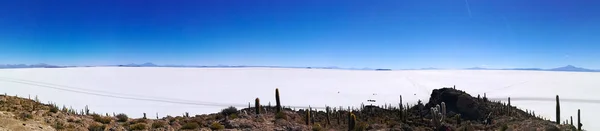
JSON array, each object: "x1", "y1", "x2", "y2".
[{"x1": 0, "y1": 0, "x2": 599, "y2": 69}]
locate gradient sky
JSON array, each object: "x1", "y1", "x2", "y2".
[{"x1": 0, "y1": 0, "x2": 599, "y2": 69}]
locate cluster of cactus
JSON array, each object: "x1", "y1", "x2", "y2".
[{"x1": 430, "y1": 102, "x2": 446, "y2": 128}]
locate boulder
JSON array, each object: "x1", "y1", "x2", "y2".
[{"x1": 425, "y1": 88, "x2": 487, "y2": 120}]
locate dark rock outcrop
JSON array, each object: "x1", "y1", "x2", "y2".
[{"x1": 425, "y1": 88, "x2": 488, "y2": 121}]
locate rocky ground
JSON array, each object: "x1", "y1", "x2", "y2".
[{"x1": 0, "y1": 88, "x2": 581, "y2": 131}]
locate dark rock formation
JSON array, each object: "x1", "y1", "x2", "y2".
[{"x1": 425, "y1": 88, "x2": 488, "y2": 121}]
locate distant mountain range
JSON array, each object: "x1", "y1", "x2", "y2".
[
  {"x1": 0, "y1": 63, "x2": 68, "y2": 68},
  {"x1": 465, "y1": 65, "x2": 599, "y2": 72},
  {"x1": 1, "y1": 63, "x2": 598, "y2": 72}
]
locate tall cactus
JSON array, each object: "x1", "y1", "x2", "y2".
[
  {"x1": 348, "y1": 112, "x2": 356, "y2": 130},
  {"x1": 305, "y1": 107, "x2": 311, "y2": 125},
  {"x1": 85, "y1": 105, "x2": 90, "y2": 115},
  {"x1": 311, "y1": 107, "x2": 315, "y2": 125},
  {"x1": 337, "y1": 109, "x2": 341, "y2": 125},
  {"x1": 275, "y1": 88, "x2": 281, "y2": 113},
  {"x1": 326, "y1": 106, "x2": 331, "y2": 126},
  {"x1": 556, "y1": 95, "x2": 560, "y2": 124},
  {"x1": 255, "y1": 98, "x2": 261, "y2": 115},
  {"x1": 578, "y1": 109, "x2": 582, "y2": 131},
  {"x1": 508, "y1": 97, "x2": 511, "y2": 107},
  {"x1": 508, "y1": 97, "x2": 511, "y2": 116},
  {"x1": 441, "y1": 102, "x2": 446, "y2": 116},
  {"x1": 570, "y1": 116, "x2": 573, "y2": 126}
]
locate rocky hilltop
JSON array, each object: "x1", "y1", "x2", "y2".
[{"x1": 0, "y1": 88, "x2": 580, "y2": 131}]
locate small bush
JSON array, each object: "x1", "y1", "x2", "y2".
[
  {"x1": 221, "y1": 106, "x2": 238, "y2": 117},
  {"x1": 67, "y1": 118, "x2": 75, "y2": 122},
  {"x1": 88, "y1": 123, "x2": 106, "y2": 131},
  {"x1": 129, "y1": 123, "x2": 147, "y2": 130},
  {"x1": 229, "y1": 114, "x2": 238, "y2": 119},
  {"x1": 210, "y1": 122, "x2": 225, "y2": 130},
  {"x1": 152, "y1": 121, "x2": 167, "y2": 128},
  {"x1": 180, "y1": 122, "x2": 200, "y2": 130},
  {"x1": 457, "y1": 124, "x2": 474, "y2": 131},
  {"x1": 500, "y1": 124, "x2": 508, "y2": 131},
  {"x1": 19, "y1": 112, "x2": 33, "y2": 120},
  {"x1": 132, "y1": 118, "x2": 148, "y2": 124},
  {"x1": 49, "y1": 106, "x2": 59, "y2": 113},
  {"x1": 53, "y1": 122, "x2": 65, "y2": 130},
  {"x1": 116, "y1": 113, "x2": 128, "y2": 122},
  {"x1": 355, "y1": 122, "x2": 368, "y2": 131},
  {"x1": 92, "y1": 115, "x2": 112, "y2": 124},
  {"x1": 275, "y1": 112, "x2": 287, "y2": 120},
  {"x1": 312, "y1": 124, "x2": 323, "y2": 131}
]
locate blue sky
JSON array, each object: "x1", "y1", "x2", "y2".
[{"x1": 0, "y1": 0, "x2": 599, "y2": 69}]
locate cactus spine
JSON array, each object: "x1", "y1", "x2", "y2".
[
  {"x1": 275, "y1": 88, "x2": 281, "y2": 113},
  {"x1": 556, "y1": 95, "x2": 560, "y2": 124},
  {"x1": 255, "y1": 98, "x2": 261, "y2": 115}
]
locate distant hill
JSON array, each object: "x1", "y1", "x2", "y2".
[
  {"x1": 501, "y1": 68, "x2": 544, "y2": 71},
  {"x1": 465, "y1": 67, "x2": 488, "y2": 70},
  {"x1": 546, "y1": 65, "x2": 597, "y2": 72},
  {"x1": 0, "y1": 63, "x2": 65, "y2": 68},
  {"x1": 467, "y1": 65, "x2": 598, "y2": 72}
]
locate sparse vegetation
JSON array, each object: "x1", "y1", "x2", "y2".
[
  {"x1": 210, "y1": 122, "x2": 225, "y2": 130},
  {"x1": 500, "y1": 124, "x2": 509, "y2": 131},
  {"x1": 312, "y1": 123, "x2": 323, "y2": 131},
  {"x1": 49, "y1": 105, "x2": 59, "y2": 113},
  {"x1": 181, "y1": 122, "x2": 200, "y2": 130},
  {"x1": 19, "y1": 112, "x2": 33, "y2": 120},
  {"x1": 129, "y1": 123, "x2": 148, "y2": 130},
  {"x1": 53, "y1": 121, "x2": 65, "y2": 130},
  {"x1": 92, "y1": 114, "x2": 112, "y2": 124},
  {"x1": 152, "y1": 121, "x2": 167, "y2": 128},
  {"x1": 275, "y1": 111, "x2": 287, "y2": 120},
  {"x1": 88, "y1": 123, "x2": 106, "y2": 131},
  {"x1": 0, "y1": 87, "x2": 586, "y2": 131}
]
